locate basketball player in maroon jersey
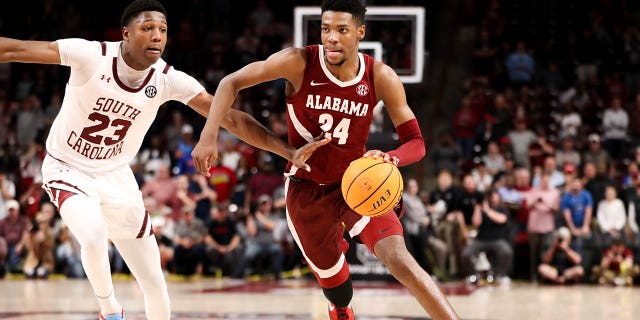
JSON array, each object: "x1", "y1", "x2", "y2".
[{"x1": 192, "y1": 0, "x2": 460, "y2": 319}]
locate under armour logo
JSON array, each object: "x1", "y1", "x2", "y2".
[{"x1": 100, "y1": 75, "x2": 111, "y2": 82}]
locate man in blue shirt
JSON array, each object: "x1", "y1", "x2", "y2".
[{"x1": 560, "y1": 178, "x2": 593, "y2": 257}]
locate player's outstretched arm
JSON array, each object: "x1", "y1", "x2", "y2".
[
  {"x1": 191, "y1": 47, "x2": 317, "y2": 176},
  {"x1": 369, "y1": 61, "x2": 426, "y2": 167},
  {"x1": 0, "y1": 37, "x2": 61, "y2": 65}
]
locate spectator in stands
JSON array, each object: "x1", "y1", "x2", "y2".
[
  {"x1": 243, "y1": 151, "x2": 284, "y2": 213},
  {"x1": 471, "y1": 28, "x2": 498, "y2": 79},
  {"x1": 173, "y1": 124, "x2": 196, "y2": 175},
  {"x1": 0, "y1": 166, "x2": 16, "y2": 221},
  {"x1": 582, "y1": 134, "x2": 610, "y2": 170},
  {"x1": 240, "y1": 195, "x2": 284, "y2": 280},
  {"x1": 596, "y1": 186, "x2": 626, "y2": 249},
  {"x1": 526, "y1": 172, "x2": 561, "y2": 281},
  {"x1": 527, "y1": 129, "x2": 555, "y2": 171},
  {"x1": 626, "y1": 93, "x2": 640, "y2": 148},
  {"x1": 22, "y1": 211, "x2": 55, "y2": 279},
  {"x1": 173, "y1": 205, "x2": 207, "y2": 276},
  {"x1": 583, "y1": 162, "x2": 615, "y2": 212},
  {"x1": 487, "y1": 93, "x2": 512, "y2": 139},
  {"x1": 471, "y1": 161, "x2": 493, "y2": 193},
  {"x1": 188, "y1": 174, "x2": 218, "y2": 225},
  {"x1": 574, "y1": 28, "x2": 601, "y2": 84},
  {"x1": 461, "y1": 190, "x2": 513, "y2": 286},
  {"x1": 621, "y1": 161, "x2": 640, "y2": 189},
  {"x1": 532, "y1": 156, "x2": 565, "y2": 189},
  {"x1": 134, "y1": 133, "x2": 172, "y2": 182},
  {"x1": 429, "y1": 132, "x2": 462, "y2": 177},
  {"x1": 151, "y1": 216, "x2": 174, "y2": 274},
  {"x1": 141, "y1": 164, "x2": 178, "y2": 219},
  {"x1": 15, "y1": 94, "x2": 44, "y2": 149},
  {"x1": 165, "y1": 110, "x2": 187, "y2": 153},
  {"x1": 555, "y1": 137, "x2": 581, "y2": 170},
  {"x1": 504, "y1": 40, "x2": 536, "y2": 88},
  {"x1": 481, "y1": 141, "x2": 506, "y2": 176},
  {"x1": 557, "y1": 101, "x2": 582, "y2": 140},
  {"x1": 206, "y1": 156, "x2": 237, "y2": 206},
  {"x1": 429, "y1": 170, "x2": 462, "y2": 277},
  {"x1": 18, "y1": 138, "x2": 45, "y2": 218},
  {"x1": 593, "y1": 237, "x2": 639, "y2": 286},
  {"x1": 402, "y1": 178, "x2": 448, "y2": 275},
  {"x1": 56, "y1": 223, "x2": 85, "y2": 278},
  {"x1": 204, "y1": 204, "x2": 244, "y2": 278},
  {"x1": 507, "y1": 118, "x2": 537, "y2": 168},
  {"x1": 560, "y1": 163, "x2": 578, "y2": 193},
  {"x1": 561, "y1": 179, "x2": 593, "y2": 257},
  {"x1": 456, "y1": 174, "x2": 484, "y2": 240},
  {"x1": 0, "y1": 199, "x2": 31, "y2": 274},
  {"x1": 602, "y1": 96, "x2": 629, "y2": 161},
  {"x1": 536, "y1": 62, "x2": 566, "y2": 92},
  {"x1": 538, "y1": 227, "x2": 584, "y2": 284},
  {"x1": 452, "y1": 95, "x2": 480, "y2": 160}
]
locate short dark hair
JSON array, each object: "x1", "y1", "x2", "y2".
[
  {"x1": 121, "y1": 0, "x2": 167, "y2": 28},
  {"x1": 321, "y1": 0, "x2": 366, "y2": 25}
]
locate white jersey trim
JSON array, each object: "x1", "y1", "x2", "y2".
[{"x1": 318, "y1": 45, "x2": 365, "y2": 87}]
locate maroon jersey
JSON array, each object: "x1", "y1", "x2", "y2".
[{"x1": 285, "y1": 45, "x2": 377, "y2": 184}]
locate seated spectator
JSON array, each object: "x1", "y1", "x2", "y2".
[
  {"x1": 0, "y1": 166, "x2": 17, "y2": 221},
  {"x1": 173, "y1": 206, "x2": 207, "y2": 276},
  {"x1": 0, "y1": 199, "x2": 31, "y2": 274},
  {"x1": 596, "y1": 185, "x2": 626, "y2": 248},
  {"x1": 592, "y1": 237, "x2": 640, "y2": 286},
  {"x1": 555, "y1": 137, "x2": 581, "y2": 170},
  {"x1": 429, "y1": 132, "x2": 462, "y2": 177},
  {"x1": 402, "y1": 178, "x2": 448, "y2": 276},
  {"x1": 22, "y1": 211, "x2": 54, "y2": 279},
  {"x1": 240, "y1": 195, "x2": 284, "y2": 280},
  {"x1": 582, "y1": 134, "x2": 609, "y2": 170},
  {"x1": 538, "y1": 227, "x2": 584, "y2": 284},
  {"x1": 204, "y1": 204, "x2": 245, "y2": 278},
  {"x1": 55, "y1": 223, "x2": 85, "y2": 278},
  {"x1": 532, "y1": 156, "x2": 565, "y2": 189},
  {"x1": 481, "y1": 141, "x2": 506, "y2": 176},
  {"x1": 151, "y1": 216, "x2": 174, "y2": 274},
  {"x1": 471, "y1": 161, "x2": 493, "y2": 193},
  {"x1": 461, "y1": 190, "x2": 513, "y2": 286},
  {"x1": 428, "y1": 169, "x2": 462, "y2": 277}
]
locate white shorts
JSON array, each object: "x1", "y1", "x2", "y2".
[{"x1": 41, "y1": 155, "x2": 151, "y2": 239}]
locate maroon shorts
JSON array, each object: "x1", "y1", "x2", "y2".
[{"x1": 285, "y1": 177, "x2": 403, "y2": 288}]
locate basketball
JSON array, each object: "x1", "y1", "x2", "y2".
[{"x1": 341, "y1": 156, "x2": 403, "y2": 217}]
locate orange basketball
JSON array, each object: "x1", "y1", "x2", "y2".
[{"x1": 341, "y1": 156, "x2": 403, "y2": 217}]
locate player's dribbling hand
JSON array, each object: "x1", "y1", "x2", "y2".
[
  {"x1": 191, "y1": 142, "x2": 218, "y2": 177},
  {"x1": 362, "y1": 149, "x2": 400, "y2": 166},
  {"x1": 291, "y1": 133, "x2": 331, "y2": 172}
]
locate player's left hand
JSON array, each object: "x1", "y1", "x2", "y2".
[{"x1": 363, "y1": 150, "x2": 399, "y2": 166}]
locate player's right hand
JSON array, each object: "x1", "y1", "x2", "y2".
[
  {"x1": 191, "y1": 142, "x2": 218, "y2": 177},
  {"x1": 291, "y1": 133, "x2": 331, "y2": 172}
]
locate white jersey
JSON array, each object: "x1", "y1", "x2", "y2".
[{"x1": 46, "y1": 39, "x2": 204, "y2": 172}]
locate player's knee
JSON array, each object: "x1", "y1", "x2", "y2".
[{"x1": 322, "y1": 277, "x2": 353, "y2": 308}]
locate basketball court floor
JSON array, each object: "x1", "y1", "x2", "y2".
[{"x1": 0, "y1": 276, "x2": 638, "y2": 320}]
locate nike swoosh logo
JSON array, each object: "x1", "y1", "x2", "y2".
[
  {"x1": 329, "y1": 304, "x2": 335, "y2": 311},
  {"x1": 379, "y1": 227, "x2": 391, "y2": 234},
  {"x1": 311, "y1": 80, "x2": 328, "y2": 86}
]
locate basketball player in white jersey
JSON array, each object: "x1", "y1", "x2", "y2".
[{"x1": 0, "y1": 1, "x2": 327, "y2": 319}]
